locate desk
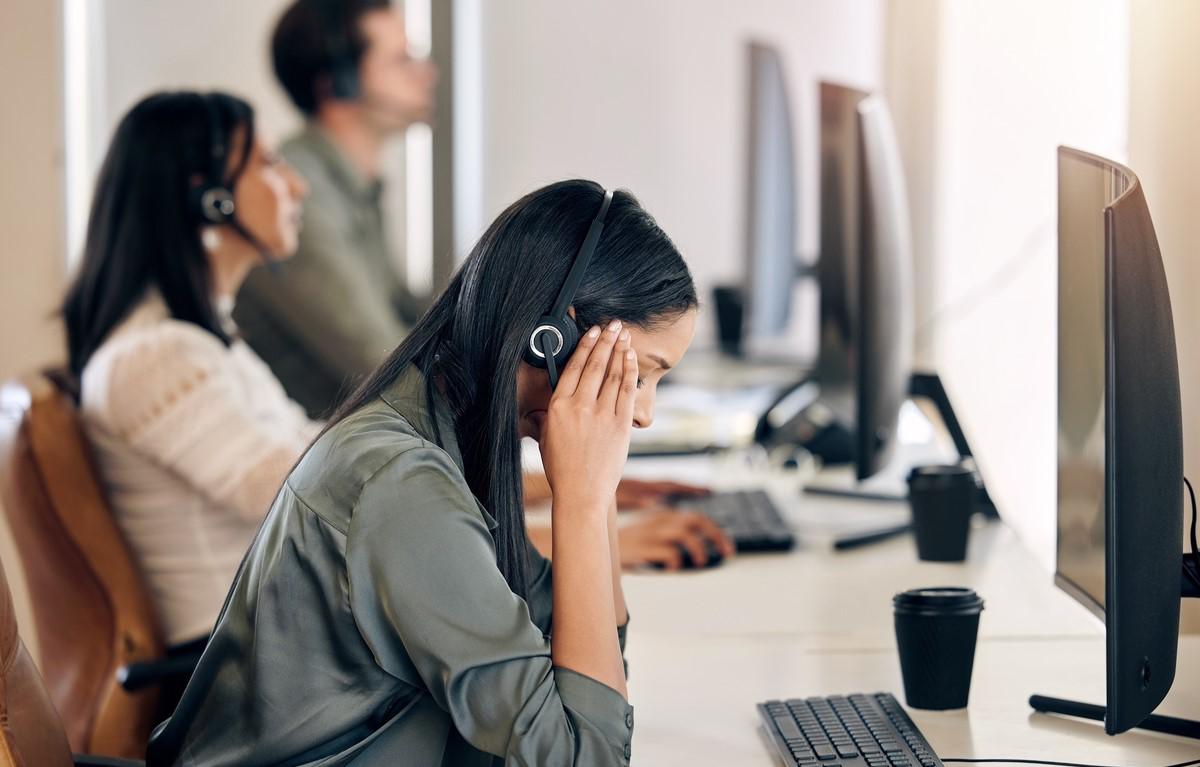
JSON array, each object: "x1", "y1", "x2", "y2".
[{"x1": 619, "y1": 458, "x2": 1200, "y2": 765}]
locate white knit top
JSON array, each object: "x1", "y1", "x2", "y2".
[{"x1": 80, "y1": 292, "x2": 320, "y2": 644}]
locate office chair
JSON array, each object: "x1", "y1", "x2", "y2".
[
  {"x1": 0, "y1": 371, "x2": 185, "y2": 760},
  {"x1": 0, "y1": 550, "x2": 144, "y2": 766}
]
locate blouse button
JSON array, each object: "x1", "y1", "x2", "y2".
[
  {"x1": 625, "y1": 711, "x2": 634, "y2": 728},
  {"x1": 623, "y1": 742, "x2": 632, "y2": 759}
]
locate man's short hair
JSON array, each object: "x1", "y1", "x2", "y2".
[{"x1": 272, "y1": 0, "x2": 391, "y2": 115}]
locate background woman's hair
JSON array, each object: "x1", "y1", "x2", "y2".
[
  {"x1": 62, "y1": 90, "x2": 255, "y2": 377},
  {"x1": 328, "y1": 179, "x2": 699, "y2": 598}
]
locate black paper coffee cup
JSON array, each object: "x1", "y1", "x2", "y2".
[
  {"x1": 907, "y1": 465, "x2": 977, "y2": 562},
  {"x1": 893, "y1": 587, "x2": 984, "y2": 710}
]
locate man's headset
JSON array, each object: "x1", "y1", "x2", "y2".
[
  {"x1": 522, "y1": 189, "x2": 615, "y2": 390},
  {"x1": 308, "y1": 0, "x2": 426, "y2": 122},
  {"x1": 190, "y1": 94, "x2": 276, "y2": 267},
  {"x1": 309, "y1": 0, "x2": 363, "y2": 100}
]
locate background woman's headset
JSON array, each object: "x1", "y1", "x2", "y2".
[
  {"x1": 189, "y1": 94, "x2": 275, "y2": 265},
  {"x1": 522, "y1": 189, "x2": 614, "y2": 390},
  {"x1": 190, "y1": 94, "x2": 238, "y2": 226}
]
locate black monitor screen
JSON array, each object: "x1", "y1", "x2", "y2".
[{"x1": 1056, "y1": 151, "x2": 1126, "y2": 616}]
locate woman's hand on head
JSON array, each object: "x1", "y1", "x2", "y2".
[
  {"x1": 617, "y1": 510, "x2": 736, "y2": 570},
  {"x1": 539, "y1": 320, "x2": 639, "y2": 517}
]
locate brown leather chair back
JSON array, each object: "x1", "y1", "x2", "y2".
[
  {"x1": 0, "y1": 372, "x2": 162, "y2": 759},
  {"x1": 0, "y1": 554, "x2": 75, "y2": 767}
]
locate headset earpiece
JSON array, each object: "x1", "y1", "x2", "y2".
[
  {"x1": 192, "y1": 94, "x2": 236, "y2": 226},
  {"x1": 522, "y1": 189, "x2": 614, "y2": 388},
  {"x1": 193, "y1": 185, "x2": 236, "y2": 224},
  {"x1": 526, "y1": 315, "x2": 580, "y2": 372}
]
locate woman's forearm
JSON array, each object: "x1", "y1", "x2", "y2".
[
  {"x1": 608, "y1": 498, "x2": 629, "y2": 627},
  {"x1": 550, "y1": 502, "x2": 628, "y2": 697}
]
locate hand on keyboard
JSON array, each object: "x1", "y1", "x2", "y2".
[{"x1": 618, "y1": 509, "x2": 735, "y2": 570}]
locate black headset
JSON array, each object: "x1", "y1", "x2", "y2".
[
  {"x1": 309, "y1": 0, "x2": 360, "y2": 100},
  {"x1": 190, "y1": 94, "x2": 277, "y2": 268},
  {"x1": 522, "y1": 189, "x2": 614, "y2": 389},
  {"x1": 191, "y1": 95, "x2": 237, "y2": 225}
]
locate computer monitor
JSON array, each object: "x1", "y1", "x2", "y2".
[
  {"x1": 1052, "y1": 146, "x2": 1184, "y2": 735},
  {"x1": 758, "y1": 82, "x2": 913, "y2": 482},
  {"x1": 743, "y1": 41, "x2": 799, "y2": 346}
]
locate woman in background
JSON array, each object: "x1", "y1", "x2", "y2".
[{"x1": 62, "y1": 90, "x2": 315, "y2": 651}]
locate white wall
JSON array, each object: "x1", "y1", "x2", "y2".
[
  {"x1": 0, "y1": 0, "x2": 67, "y2": 662},
  {"x1": 1127, "y1": 0, "x2": 1200, "y2": 632},
  {"x1": 476, "y1": 0, "x2": 885, "y2": 346},
  {"x1": 886, "y1": 0, "x2": 1129, "y2": 572},
  {"x1": 101, "y1": 0, "x2": 296, "y2": 157},
  {"x1": 1, "y1": 0, "x2": 67, "y2": 380}
]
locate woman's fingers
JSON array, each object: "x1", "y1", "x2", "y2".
[
  {"x1": 575, "y1": 319, "x2": 623, "y2": 400},
  {"x1": 675, "y1": 528, "x2": 712, "y2": 567},
  {"x1": 681, "y1": 511, "x2": 737, "y2": 557},
  {"x1": 554, "y1": 324, "x2": 601, "y2": 396},
  {"x1": 615, "y1": 339, "x2": 639, "y2": 420},
  {"x1": 646, "y1": 544, "x2": 684, "y2": 571},
  {"x1": 598, "y1": 330, "x2": 631, "y2": 413}
]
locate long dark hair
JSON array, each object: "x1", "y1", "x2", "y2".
[
  {"x1": 62, "y1": 91, "x2": 256, "y2": 377},
  {"x1": 329, "y1": 180, "x2": 698, "y2": 598}
]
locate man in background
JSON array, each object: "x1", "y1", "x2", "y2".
[
  {"x1": 239, "y1": 0, "x2": 720, "y2": 551},
  {"x1": 234, "y1": 0, "x2": 437, "y2": 417}
]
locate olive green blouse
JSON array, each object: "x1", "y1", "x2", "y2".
[{"x1": 147, "y1": 366, "x2": 633, "y2": 766}]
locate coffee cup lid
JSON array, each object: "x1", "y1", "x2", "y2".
[{"x1": 893, "y1": 586, "x2": 984, "y2": 615}]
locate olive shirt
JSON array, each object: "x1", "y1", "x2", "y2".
[
  {"x1": 147, "y1": 366, "x2": 634, "y2": 766},
  {"x1": 233, "y1": 125, "x2": 424, "y2": 418}
]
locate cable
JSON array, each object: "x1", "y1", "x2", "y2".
[
  {"x1": 913, "y1": 218, "x2": 1055, "y2": 356},
  {"x1": 943, "y1": 759, "x2": 1200, "y2": 767},
  {"x1": 1184, "y1": 477, "x2": 1200, "y2": 592}
]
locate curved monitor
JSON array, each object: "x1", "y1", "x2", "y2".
[{"x1": 1055, "y1": 146, "x2": 1182, "y2": 734}]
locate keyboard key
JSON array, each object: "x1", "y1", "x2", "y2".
[{"x1": 774, "y1": 716, "x2": 803, "y2": 740}]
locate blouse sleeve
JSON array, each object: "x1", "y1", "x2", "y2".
[
  {"x1": 86, "y1": 323, "x2": 315, "y2": 521},
  {"x1": 346, "y1": 446, "x2": 635, "y2": 766}
]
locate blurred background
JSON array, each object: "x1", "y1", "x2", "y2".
[{"x1": 2, "y1": 0, "x2": 1198, "y2": 625}]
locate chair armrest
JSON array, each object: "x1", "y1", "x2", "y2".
[
  {"x1": 73, "y1": 755, "x2": 144, "y2": 767},
  {"x1": 116, "y1": 651, "x2": 202, "y2": 692}
]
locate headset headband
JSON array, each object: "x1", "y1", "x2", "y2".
[{"x1": 551, "y1": 189, "x2": 613, "y2": 318}]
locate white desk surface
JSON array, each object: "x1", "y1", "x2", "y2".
[{"x1": 619, "y1": 455, "x2": 1200, "y2": 765}]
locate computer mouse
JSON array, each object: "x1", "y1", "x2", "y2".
[{"x1": 652, "y1": 539, "x2": 725, "y2": 570}]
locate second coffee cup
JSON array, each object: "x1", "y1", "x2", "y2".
[{"x1": 907, "y1": 464, "x2": 977, "y2": 562}]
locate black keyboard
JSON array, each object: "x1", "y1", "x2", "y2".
[
  {"x1": 671, "y1": 489, "x2": 795, "y2": 552},
  {"x1": 758, "y1": 693, "x2": 942, "y2": 767}
]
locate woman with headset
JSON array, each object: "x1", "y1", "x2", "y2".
[
  {"x1": 149, "y1": 180, "x2": 706, "y2": 765},
  {"x1": 63, "y1": 91, "x2": 314, "y2": 660}
]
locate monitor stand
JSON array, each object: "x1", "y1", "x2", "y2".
[
  {"x1": 757, "y1": 371, "x2": 999, "y2": 516},
  {"x1": 1028, "y1": 695, "x2": 1200, "y2": 740},
  {"x1": 1030, "y1": 574, "x2": 1200, "y2": 740}
]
